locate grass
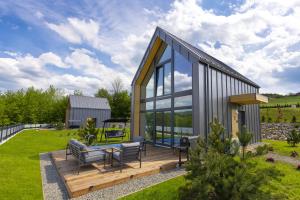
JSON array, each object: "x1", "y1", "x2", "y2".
[
  {"x1": 263, "y1": 139, "x2": 300, "y2": 157},
  {"x1": 0, "y1": 128, "x2": 130, "y2": 200},
  {"x1": 267, "y1": 96, "x2": 300, "y2": 107},
  {"x1": 260, "y1": 107, "x2": 300, "y2": 123},
  {"x1": 121, "y1": 156, "x2": 300, "y2": 200}
]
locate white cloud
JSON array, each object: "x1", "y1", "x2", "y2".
[{"x1": 0, "y1": 49, "x2": 131, "y2": 95}]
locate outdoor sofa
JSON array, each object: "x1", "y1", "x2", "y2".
[{"x1": 66, "y1": 139, "x2": 105, "y2": 174}]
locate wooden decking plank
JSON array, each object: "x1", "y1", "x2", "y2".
[{"x1": 51, "y1": 145, "x2": 183, "y2": 198}]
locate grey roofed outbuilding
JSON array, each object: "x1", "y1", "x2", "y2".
[
  {"x1": 69, "y1": 95, "x2": 110, "y2": 110},
  {"x1": 132, "y1": 26, "x2": 259, "y2": 88},
  {"x1": 66, "y1": 95, "x2": 111, "y2": 128}
]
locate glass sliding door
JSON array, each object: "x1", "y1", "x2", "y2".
[{"x1": 155, "y1": 110, "x2": 172, "y2": 146}]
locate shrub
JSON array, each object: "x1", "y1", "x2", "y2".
[
  {"x1": 266, "y1": 157, "x2": 275, "y2": 162},
  {"x1": 54, "y1": 122, "x2": 64, "y2": 130},
  {"x1": 292, "y1": 116, "x2": 297, "y2": 123},
  {"x1": 237, "y1": 126, "x2": 252, "y2": 160},
  {"x1": 290, "y1": 151, "x2": 298, "y2": 158},
  {"x1": 179, "y1": 119, "x2": 282, "y2": 200},
  {"x1": 77, "y1": 118, "x2": 99, "y2": 145},
  {"x1": 268, "y1": 146, "x2": 274, "y2": 152},
  {"x1": 268, "y1": 117, "x2": 273, "y2": 123},
  {"x1": 295, "y1": 124, "x2": 299, "y2": 129},
  {"x1": 297, "y1": 164, "x2": 300, "y2": 170},
  {"x1": 255, "y1": 144, "x2": 269, "y2": 156},
  {"x1": 261, "y1": 115, "x2": 266, "y2": 123},
  {"x1": 287, "y1": 129, "x2": 300, "y2": 147}
]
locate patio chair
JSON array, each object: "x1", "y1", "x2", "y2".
[
  {"x1": 132, "y1": 136, "x2": 147, "y2": 156},
  {"x1": 112, "y1": 142, "x2": 142, "y2": 172},
  {"x1": 66, "y1": 139, "x2": 105, "y2": 174},
  {"x1": 174, "y1": 137, "x2": 190, "y2": 167}
]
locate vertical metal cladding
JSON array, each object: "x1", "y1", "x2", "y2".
[
  {"x1": 70, "y1": 108, "x2": 111, "y2": 128},
  {"x1": 198, "y1": 64, "x2": 260, "y2": 143}
]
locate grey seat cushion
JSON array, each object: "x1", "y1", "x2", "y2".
[
  {"x1": 69, "y1": 139, "x2": 87, "y2": 150},
  {"x1": 121, "y1": 142, "x2": 140, "y2": 148},
  {"x1": 84, "y1": 154, "x2": 105, "y2": 163},
  {"x1": 113, "y1": 152, "x2": 121, "y2": 161}
]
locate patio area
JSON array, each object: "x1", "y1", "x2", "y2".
[{"x1": 51, "y1": 144, "x2": 186, "y2": 198}]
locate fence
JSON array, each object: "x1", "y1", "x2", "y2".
[{"x1": 0, "y1": 124, "x2": 52, "y2": 143}]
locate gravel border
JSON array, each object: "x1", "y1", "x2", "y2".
[
  {"x1": 265, "y1": 152, "x2": 300, "y2": 166},
  {"x1": 40, "y1": 153, "x2": 186, "y2": 200}
]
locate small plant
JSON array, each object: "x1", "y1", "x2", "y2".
[
  {"x1": 237, "y1": 126, "x2": 253, "y2": 160},
  {"x1": 77, "y1": 118, "x2": 99, "y2": 145},
  {"x1": 291, "y1": 151, "x2": 299, "y2": 158},
  {"x1": 268, "y1": 117, "x2": 273, "y2": 123},
  {"x1": 268, "y1": 146, "x2": 274, "y2": 152},
  {"x1": 55, "y1": 122, "x2": 64, "y2": 130},
  {"x1": 255, "y1": 144, "x2": 269, "y2": 156},
  {"x1": 292, "y1": 115, "x2": 297, "y2": 123},
  {"x1": 295, "y1": 124, "x2": 299, "y2": 129},
  {"x1": 261, "y1": 115, "x2": 266, "y2": 123},
  {"x1": 266, "y1": 157, "x2": 275, "y2": 163},
  {"x1": 287, "y1": 129, "x2": 300, "y2": 147},
  {"x1": 297, "y1": 164, "x2": 300, "y2": 170}
]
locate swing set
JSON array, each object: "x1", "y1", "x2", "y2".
[{"x1": 100, "y1": 118, "x2": 129, "y2": 143}]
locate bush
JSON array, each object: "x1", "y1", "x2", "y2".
[
  {"x1": 54, "y1": 122, "x2": 64, "y2": 130},
  {"x1": 237, "y1": 126, "x2": 252, "y2": 160},
  {"x1": 297, "y1": 164, "x2": 300, "y2": 170},
  {"x1": 287, "y1": 129, "x2": 300, "y2": 147},
  {"x1": 179, "y1": 119, "x2": 282, "y2": 200},
  {"x1": 266, "y1": 157, "x2": 275, "y2": 163},
  {"x1": 268, "y1": 117, "x2": 273, "y2": 123},
  {"x1": 261, "y1": 115, "x2": 266, "y2": 123},
  {"x1": 268, "y1": 146, "x2": 274, "y2": 152},
  {"x1": 255, "y1": 144, "x2": 269, "y2": 156},
  {"x1": 77, "y1": 118, "x2": 99, "y2": 145},
  {"x1": 290, "y1": 151, "x2": 298, "y2": 158},
  {"x1": 292, "y1": 116, "x2": 297, "y2": 123}
]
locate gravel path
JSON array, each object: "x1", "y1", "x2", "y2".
[
  {"x1": 265, "y1": 152, "x2": 300, "y2": 166},
  {"x1": 40, "y1": 153, "x2": 186, "y2": 200}
]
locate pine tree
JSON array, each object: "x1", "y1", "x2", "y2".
[
  {"x1": 78, "y1": 118, "x2": 99, "y2": 145},
  {"x1": 179, "y1": 119, "x2": 283, "y2": 200}
]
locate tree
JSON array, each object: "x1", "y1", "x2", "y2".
[
  {"x1": 179, "y1": 119, "x2": 283, "y2": 200},
  {"x1": 110, "y1": 91, "x2": 131, "y2": 118},
  {"x1": 237, "y1": 126, "x2": 253, "y2": 160},
  {"x1": 73, "y1": 89, "x2": 83, "y2": 96},
  {"x1": 95, "y1": 88, "x2": 111, "y2": 100},
  {"x1": 77, "y1": 118, "x2": 99, "y2": 145},
  {"x1": 112, "y1": 78, "x2": 123, "y2": 94},
  {"x1": 287, "y1": 129, "x2": 300, "y2": 147}
]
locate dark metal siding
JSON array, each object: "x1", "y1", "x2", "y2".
[{"x1": 197, "y1": 65, "x2": 260, "y2": 143}]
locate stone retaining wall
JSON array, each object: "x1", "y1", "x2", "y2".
[{"x1": 261, "y1": 123, "x2": 300, "y2": 140}]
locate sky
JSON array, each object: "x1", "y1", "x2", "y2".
[{"x1": 0, "y1": 0, "x2": 299, "y2": 95}]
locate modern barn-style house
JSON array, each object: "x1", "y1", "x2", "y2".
[{"x1": 130, "y1": 27, "x2": 268, "y2": 147}]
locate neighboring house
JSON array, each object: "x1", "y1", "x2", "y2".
[
  {"x1": 130, "y1": 27, "x2": 268, "y2": 146},
  {"x1": 65, "y1": 95, "x2": 111, "y2": 128}
]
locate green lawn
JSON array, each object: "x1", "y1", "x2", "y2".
[
  {"x1": 260, "y1": 107, "x2": 300, "y2": 123},
  {"x1": 0, "y1": 129, "x2": 129, "y2": 200},
  {"x1": 263, "y1": 139, "x2": 300, "y2": 157},
  {"x1": 120, "y1": 157, "x2": 300, "y2": 200},
  {"x1": 267, "y1": 96, "x2": 300, "y2": 106}
]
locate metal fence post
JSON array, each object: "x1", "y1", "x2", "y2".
[{"x1": 0, "y1": 126, "x2": 3, "y2": 142}]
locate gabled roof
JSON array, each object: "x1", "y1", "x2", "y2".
[
  {"x1": 132, "y1": 26, "x2": 259, "y2": 88},
  {"x1": 69, "y1": 95, "x2": 110, "y2": 110}
]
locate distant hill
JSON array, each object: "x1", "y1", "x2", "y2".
[{"x1": 262, "y1": 94, "x2": 300, "y2": 107}]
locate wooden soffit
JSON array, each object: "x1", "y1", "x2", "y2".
[{"x1": 229, "y1": 93, "x2": 268, "y2": 105}]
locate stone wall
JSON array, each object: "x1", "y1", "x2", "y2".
[{"x1": 261, "y1": 123, "x2": 300, "y2": 140}]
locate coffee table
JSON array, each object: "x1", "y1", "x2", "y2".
[{"x1": 103, "y1": 147, "x2": 120, "y2": 167}]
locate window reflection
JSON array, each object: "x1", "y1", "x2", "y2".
[
  {"x1": 156, "y1": 67, "x2": 163, "y2": 96},
  {"x1": 146, "y1": 74, "x2": 154, "y2": 98},
  {"x1": 174, "y1": 95, "x2": 192, "y2": 107},
  {"x1": 174, "y1": 109, "x2": 193, "y2": 144},
  {"x1": 158, "y1": 46, "x2": 171, "y2": 63},
  {"x1": 174, "y1": 51, "x2": 192, "y2": 92},
  {"x1": 164, "y1": 63, "x2": 171, "y2": 95},
  {"x1": 146, "y1": 101, "x2": 153, "y2": 110},
  {"x1": 142, "y1": 112, "x2": 154, "y2": 142},
  {"x1": 156, "y1": 98, "x2": 171, "y2": 109}
]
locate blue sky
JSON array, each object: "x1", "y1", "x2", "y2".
[{"x1": 0, "y1": 0, "x2": 299, "y2": 95}]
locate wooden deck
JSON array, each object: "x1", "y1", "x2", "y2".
[{"x1": 51, "y1": 145, "x2": 185, "y2": 198}]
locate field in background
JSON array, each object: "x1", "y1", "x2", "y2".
[{"x1": 260, "y1": 95, "x2": 300, "y2": 123}]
